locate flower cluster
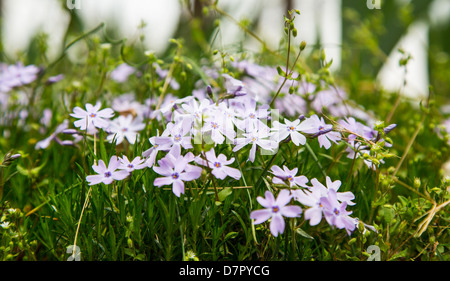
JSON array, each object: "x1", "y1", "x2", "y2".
[
  {"x1": 33, "y1": 59, "x2": 387, "y2": 237},
  {"x1": 249, "y1": 164, "x2": 370, "y2": 237}
]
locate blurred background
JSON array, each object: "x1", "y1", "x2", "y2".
[{"x1": 1, "y1": 0, "x2": 450, "y2": 103}]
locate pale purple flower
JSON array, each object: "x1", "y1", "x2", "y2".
[
  {"x1": 201, "y1": 108, "x2": 236, "y2": 145},
  {"x1": 110, "y1": 63, "x2": 136, "y2": 83},
  {"x1": 297, "y1": 114, "x2": 341, "y2": 149},
  {"x1": 232, "y1": 126, "x2": 277, "y2": 162},
  {"x1": 320, "y1": 189, "x2": 356, "y2": 235},
  {"x1": 270, "y1": 165, "x2": 309, "y2": 188},
  {"x1": 155, "y1": 119, "x2": 193, "y2": 153},
  {"x1": 0, "y1": 62, "x2": 40, "y2": 90},
  {"x1": 86, "y1": 156, "x2": 130, "y2": 185},
  {"x1": 111, "y1": 94, "x2": 145, "y2": 117},
  {"x1": 235, "y1": 98, "x2": 270, "y2": 132},
  {"x1": 272, "y1": 118, "x2": 307, "y2": 146},
  {"x1": 339, "y1": 117, "x2": 376, "y2": 141},
  {"x1": 35, "y1": 119, "x2": 70, "y2": 149},
  {"x1": 151, "y1": 94, "x2": 193, "y2": 120},
  {"x1": 152, "y1": 146, "x2": 202, "y2": 197},
  {"x1": 118, "y1": 155, "x2": 147, "y2": 172},
  {"x1": 250, "y1": 190, "x2": 302, "y2": 237},
  {"x1": 106, "y1": 114, "x2": 145, "y2": 145},
  {"x1": 274, "y1": 94, "x2": 307, "y2": 117},
  {"x1": 310, "y1": 88, "x2": 346, "y2": 113},
  {"x1": 70, "y1": 102, "x2": 114, "y2": 131},
  {"x1": 293, "y1": 176, "x2": 355, "y2": 227},
  {"x1": 194, "y1": 148, "x2": 241, "y2": 180},
  {"x1": 142, "y1": 131, "x2": 172, "y2": 168},
  {"x1": 222, "y1": 73, "x2": 248, "y2": 97}
]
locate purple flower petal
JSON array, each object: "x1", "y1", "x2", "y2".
[
  {"x1": 250, "y1": 209, "x2": 272, "y2": 225},
  {"x1": 270, "y1": 214, "x2": 285, "y2": 237}
]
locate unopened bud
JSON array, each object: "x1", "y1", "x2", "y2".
[
  {"x1": 384, "y1": 124, "x2": 397, "y2": 134},
  {"x1": 206, "y1": 85, "x2": 213, "y2": 97},
  {"x1": 300, "y1": 41, "x2": 306, "y2": 51},
  {"x1": 414, "y1": 178, "x2": 421, "y2": 189},
  {"x1": 63, "y1": 129, "x2": 79, "y2": 135}
]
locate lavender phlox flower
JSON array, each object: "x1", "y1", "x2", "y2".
[
  {"x1": 142, "y1": 130, "x2": 172, "y2": 168},
  {"x1": 111, "y1": 93, "x2": 145, "y2": 118},
  {"x1": 297, "y1": 115, "x2": 341, "y2": 149},
  {"x1": 110, "y1": 63, "x2": 136, "y2": 83},
  {"x1": 274, "y1": 94, "x2": 307, "y2": 117},
  {"x1": 200, "y1": 106, "x2": 237, "y2": 145},
  {"x1": 70, "y1": 102, "x2": 114, "y2": 132},
  {"x1": 270, "y1": 165, "x2": 309, "y2": 188},
  {"x1": 271, "y1": 118, "x2": 307, "y2": 146},
  {"x1": 86, "y1": 155, "x2": 130, "y2": 185},
  {"x1": 155, "y1": 119, "x2": 194, "y2": 154},
  {"x1": 234, "y1": 97, "x2": 271, "y2": 133},
  {"x1": 320, "y1": 189, "x2": 356, "y2": 235},
  {"x1": 250, "y1": 189, "x2": 302, "y2": 237},
  {"x1": 194, "y1": 148, "x2": 241, "y2": 180},
  {"x1": 106, "y1": 114, "x2": 145, "y2": 145},
  {"x1": 118, "y1": 155, "x2": 147, "y2": 172},
  {"x1": 0, "y1": 62, "x2": 40, "y2": 90},
  {"x1": 232, "y1": 126, "x2": 277, "y2": 163},
  {"x1": 310, "y1": 88, "x2": 347, "y2": 113},
  {"x1": 152, "y1": 146, "x2": 202, "y2": 197},
  {"x1": 175, "y1": 97, "x2": 213, "y2": 128},
  {"x1": 222, "y1": 73, "x2": 247, "y2": 97},
  {"x1": 152, "y1": 94, "x2": 194, "y2": 119},
  {"x1": 35, "y1": 119, "x2": 70, "y2": 149},
  {"x1": 297, "y1": 81, "x2": 316, "y2": 97},
  {"x1": 293, "y1": 176, "x2": 355, "y2": 226},
  {"x1": 39, "y1": 108, "x2": 53, "y2": 133},
  {"x1": 348, "y1": 143, "x2": 385, "y2": 170},
  {"x1": 339, "y1": 117, "x2": 376, "y2": 141}
]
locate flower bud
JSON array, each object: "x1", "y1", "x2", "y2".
[
  {"x1": 300, "y1": 41, "x2": 306, "y2": 51},
  {"x1": 384, "y1": 124, "x2": 397, "y2": 134}
]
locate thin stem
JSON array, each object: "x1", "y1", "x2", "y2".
[{"x1": 72, "y1": 186, "x2": 92, "y2": 259}]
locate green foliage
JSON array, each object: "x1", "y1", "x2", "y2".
[{"x1": 0, "y1": 1, "x2": 449, "y2": 261}]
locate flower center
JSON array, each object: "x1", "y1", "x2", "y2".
[
  {"x1": 333, "y1": 208, "x2": 339, "y2": 215},
  {"x1": 174, "y1": 134, "x2": 182, "y2": 142},
  {"x1": 172, "y1": 172, "x2": 179, "y2": 179},
  {"x1": 122, "y1": 128, "x2": 128, "y2": 132},
  {"x1": 288, "y1": 126, "x2": 295, "y2": 131},
  {"x1": 89, "y1": 113, "x2": 96, "y2": 118},
  {"x1": 213, "y1": 162, "x2": 221, "y2": 168},
  {"x1": 211, "y1": 122, "x2": 219, "y2": 129},
  {"x1": 287, "y1": 176, "x2": 294, "y2": 182},
  {"x1": 104, "y1": 171, "x2": 112, "y2": 178},
  {"x1": 249, "y1": 113, "x2": 256, "y2": 119},
  {"x1": 272, "y1": 206, "x2": 280, "y2": 213},
  {"x1": 318, "y1": 126, "x2": 324, "y2": 131},
  {"x1": 127, "y1": 164, "x2": 134, "y2": 169}
]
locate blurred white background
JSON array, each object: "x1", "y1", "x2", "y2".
[{"x1": 2, "y1": 0, "x2": 450, "y2": 99}]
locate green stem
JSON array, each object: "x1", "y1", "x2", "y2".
[{"x1": 305, "y1": 142, "x2": 327, "y2": 178}]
